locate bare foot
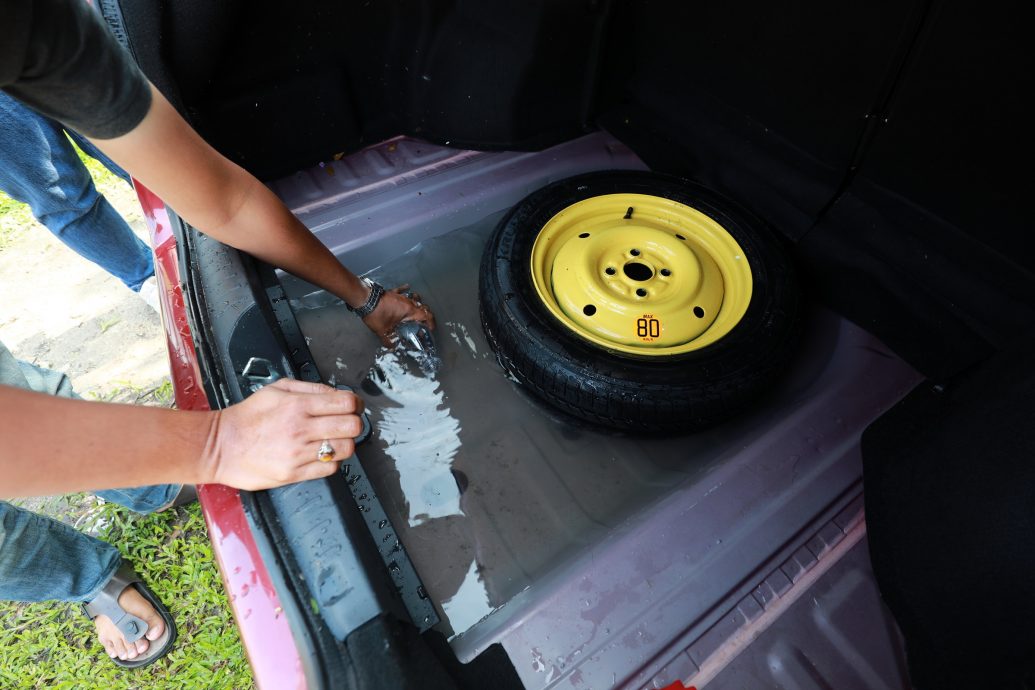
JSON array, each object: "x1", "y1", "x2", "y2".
[{"x1": 93, "y1": 585, "x2": 165, "y2": 661}]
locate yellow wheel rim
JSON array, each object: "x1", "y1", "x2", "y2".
[{"x1": 530, "y1": 193, "x2": 753, "y2": 356}]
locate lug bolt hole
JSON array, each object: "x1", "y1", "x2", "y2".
[
  {"x1": 583, "y1": 304, "x2": 597, "y2": 316},
  {"x1": 605, "y1": 267, "x2": 616, "y2": 275},
  {"x1": 636, "y1": 288, "x2": 648, "y2": 298},
  {"x1": 630, "y1": 248, "x2": 640, "y2": 256},
  {"x1": 660, "y1": 268, "x2": 671, "y2": 277},
  {"x1": 693, "y1": 306, "x2": 705, "y2": 318}
]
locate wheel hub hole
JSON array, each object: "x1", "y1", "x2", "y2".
[
  {"x1": 583, "y1": 304, "x2": 597, "y2": 316},
  {"x1": 623, "y1": 261, "x2": 654, "y2": 282}
]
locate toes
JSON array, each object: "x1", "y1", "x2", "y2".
[
  {"x1": 110, "y1": 636, "x2": 128, "y2": 660},
  {"x1": 143, "y1": 613, "x2": 165, "y2": 641},
  {"x1": 134, "y1": 637, "x2": 151, "y2": 656},
  {"x1": 118, "y1": 585, "x2": 165, "y2": 642}
]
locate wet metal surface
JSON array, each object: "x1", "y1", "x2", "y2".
[
  {"x1": 294, "y1": 215, "x2": 734, "y2": 638},
  {"x1": 289, "y1": 212, "x2": 919, "y2": 665},
  {"x1": 274, "y1": 133, "x2": 922, "y2": 688}
]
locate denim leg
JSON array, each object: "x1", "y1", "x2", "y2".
[
  {"x1": 0, "y1": 339, "x2": 181, "y2": 513},
  {"x1": 0, "y1": 93, "x2": 154, "y2": 291},
  {"x1": 94, "y1": 486, "x2": 183, "y2": 514},
  {"x1": 0, "y1": 501, "x2": 120, "y2": 602}
]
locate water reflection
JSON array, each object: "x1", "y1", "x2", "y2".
[
  {"x1": 370, "y1": 349, "x2": 462, "y2": 526},
  {"x1": 441, "y1": 560, "x2": 493, "y2": 637},
  {"x1": 292, "y1": 216, "x2": 760, "y2": 643}
]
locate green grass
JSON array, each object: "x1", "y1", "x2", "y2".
[
  {"x1": 0, "y1": 500, "x2": 256, "y2": 690},
  {"x1": 0, "y1": 190, "x2": 34, "y2": 249},
  {"x1": 1, "y1": 137, "x2": 254, "y2": 688}
]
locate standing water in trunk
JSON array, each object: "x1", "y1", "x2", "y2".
[{"x1": 290, "y1": 211, "x2": 854, "y2": 643}]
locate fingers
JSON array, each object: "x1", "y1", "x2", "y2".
[
  {"x1": 419, "y1": 304, "x2": 436, "y2": 330},
  {"x1": 298, "y1": 452, "x2": 352, "y2": 482},
  {"x1": 306, "y1": 414, "x2": 365, "y2": 442},
  {"x1": 302, "y1": 388, "x2": 364, "y2": 416},
  {"x1": 400, "y1": 293, "x2": 436, "y2": 329},
  {"x1": 267, "y1": 378, "x2": 334, "y2": 394}
]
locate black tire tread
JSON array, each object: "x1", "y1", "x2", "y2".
[{"x1": 479, "y1": 171, "x2": 802, "y2": 433}]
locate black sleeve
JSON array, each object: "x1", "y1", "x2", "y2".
[{"x1": 0, "y1": 0, "x2": 152, "y2": 139}]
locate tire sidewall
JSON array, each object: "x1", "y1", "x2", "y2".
[{"x1": 482, "y1": 170, "x2": 799, "y2": 390}]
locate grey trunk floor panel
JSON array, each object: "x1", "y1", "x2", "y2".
[{"x1": 273, "y1": 133, "x2": 921, "y2": 688}]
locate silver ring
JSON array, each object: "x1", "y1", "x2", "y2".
[{"x1": 317, "y1": 440, "x2": 335, "y2": 463}]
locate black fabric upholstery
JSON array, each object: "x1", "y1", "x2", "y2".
[
  {"x1": 863, "y1": 336, "x2": 1035, "y2": 689},
  {"x1": 116, "y1": 0, "x2": 603, "y2": 181}
]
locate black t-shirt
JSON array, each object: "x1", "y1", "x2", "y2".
[{"x1": 0, "y1": 0, "x2": 151, "y2": 139}]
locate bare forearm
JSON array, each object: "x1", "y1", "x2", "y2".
[
  {"x1": 90, "y1": 84, "x2": 372, "y2": 308},
  {"x1": 205, "y1": 176, "x2": 372, "y2": 308},
  {"x1": 0, "y1": 385, "x2": 216, "y2": 498}
]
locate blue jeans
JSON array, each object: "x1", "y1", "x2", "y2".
[
  {"x1": 0, "y1": 93, "x2": 154, "y2": 291},
  {"x1": 0, "y1": 340, "x2": 180, "y2": 602}
]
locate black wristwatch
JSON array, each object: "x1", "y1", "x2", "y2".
[{"x1": 347, "y1": 280, "x2": 385, "y2": 318}]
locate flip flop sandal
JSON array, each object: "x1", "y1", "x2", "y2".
[{"x1": 83, "y1": 564, "x2": 177, "y2": 668}]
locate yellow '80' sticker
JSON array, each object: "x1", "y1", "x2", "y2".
[{"x1": 636, "y1": 314, "x2": 661, "y2": 342}]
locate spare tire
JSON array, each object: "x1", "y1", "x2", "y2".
[{"x1": 478, "y1": 170, "x2": 801, "y2": 433}]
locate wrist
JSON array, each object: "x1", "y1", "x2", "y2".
[
  {"x1": 345, "y1": 277, "x2": 372, "y2": 311},
  {"x1": 194, "y1": 409, "x2": 225, "y2": 485},
  {"x1": 347, "y1": 279, "x2": 385, "y2": 319}
]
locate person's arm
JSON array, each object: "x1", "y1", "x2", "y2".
[
  {"x1": 1, "y1": 0, "x2": 432, "y2": 344},
  {"x1": 0, "y1": 378, "x2": 364, "y2": 498},
  {"x1": 91, "y1": 84, "x2": 434, "y2": 344}
]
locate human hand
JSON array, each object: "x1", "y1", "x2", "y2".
[
  {"x1": 202, "y1": 378, "x2": 365, "y2": 490},
  {"x1": 362, "y1": 284, "x2": 436, "y2": 347}
]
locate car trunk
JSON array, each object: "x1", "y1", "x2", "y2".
[
  {"x1": 110, "y1": 0, "x2": 1033, "y2": 685},
  {"x1": 197, "y1": 131, "x2": 917, "y2": 688}
]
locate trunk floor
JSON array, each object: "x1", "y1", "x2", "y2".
[{"x1": 293, "y1": 212, "x2": 871, "y2": 642}]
